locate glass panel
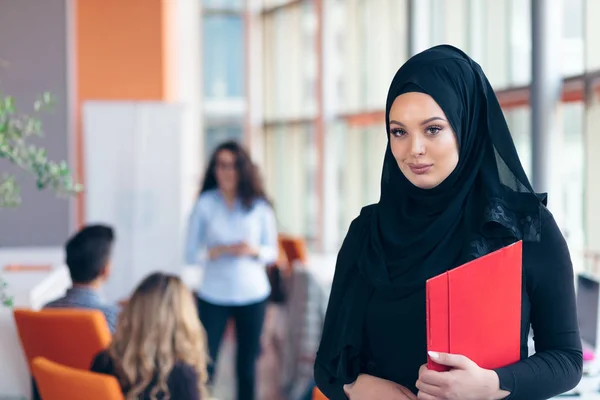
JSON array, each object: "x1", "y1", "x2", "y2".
[
  {"x1": 262, "y1": 0, "x2": 296, "y2": 9},
  {"x1": 443, "y1": 0, "x2": 468, "y2": 51},
  {"x1": 585, "y1": 0, "x2": 600, "y2": 71},
  {"x1": 262, "y1": 2, "x2": 317, "y2": 121},
  {"x1": 203, "y1": 0, "x2": 243, "y2": 11},
  {"x1": 335, "y1": 121, "x2": 387, "y2": 244},
  {"x1": 562, "y1": 0, "x2": 585, "y2": 76},
  {"x1": 509, "y1": 0, "x2": 531, "y2": 86},
  {"x1": 584, "y1": 92, "x2": 600, "y2": 276},
  {"x1": 362, "y1": 0, "x2": 409, "y2": 110},
  {"x1": 335, "y1": 0, "x2": 363, "y2": 113},
  {"x1": 263, "y1": 123, "x2": 317, "y2": 241},
  {"x1": 504, "y1": 107, "x2": 532, "y2": 179},
  {"x1": 202, "y1": 14, "x2": 244, "y2": 99},
  {"x1": 204, "y1": 125, "x2": 244, "y2": 160},
  {"x1": 337, "y1": 123, "x2": 365, "y2": 238},
  {"x1": 468, "y1": 0, "x2": 486, "y2": 64},
  {"x1": 561, "y1": 102, "x2": 585, "y2": 272},
  {"x1": 332, "y1": 0, "x2": 407, "y2": 113},
  {"x1": 430, "y1": 0, "x2": 446, "y2": 46},
  {"x1": 483, "y1": 0, "x2": 510, "y2": 88}
]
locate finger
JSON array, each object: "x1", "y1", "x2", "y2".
[
  {"x1": 415, "y1": 379, "x2": 444, "y2": 397},
  {"x1": 418, "y1": 369, "x2": 447, "y2": 387},
  {"x1": 343, "y1": 381, "x2": 355, "y2": 393},
  {"x1": 417, "y1": 390, "x2": 439, "y2": 400},
  {"x1": 428, "y1": 351, "x2": 474, "y2": 369}
]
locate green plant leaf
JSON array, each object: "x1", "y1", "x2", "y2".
[
  {"x1": 3, "y1": 96, "x2": 15, "y2": 113},
  {"x1": 0, "y1": 91, "x2": 82, "y2": 207}
]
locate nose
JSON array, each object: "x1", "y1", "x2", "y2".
[{"x1": 409, "y1": 134, "x2": 426, "y2": 156}]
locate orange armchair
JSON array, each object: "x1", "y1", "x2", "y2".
[
  {"x1": 13, "y1": 308, "x2": 112, "y2": 370},
  {"x1": 313, "y1": 387, "x2": 328, "y2": 400},
  {"x1": 31, "y1": 356, "x2": 124, "y2": 400}
]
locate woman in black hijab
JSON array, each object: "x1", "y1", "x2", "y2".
[{"x1": 314, "y1": 45, "x2": 582, "y2": 400}]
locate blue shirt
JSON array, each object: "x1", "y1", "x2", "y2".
[
  {"x1": 43, "y1": 286, "x2": 119, "y2": 333},
  {"x1": 185, "y1": 189, "x2": 278, "y2": 306}
]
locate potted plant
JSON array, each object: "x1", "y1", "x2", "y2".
[{"x1": 0, "y1": 91, "x2": 82, "y2": 307}]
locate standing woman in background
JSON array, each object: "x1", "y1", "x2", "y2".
[{"x1": 185, "y1": 140, "x2": 278, "y2": 400}]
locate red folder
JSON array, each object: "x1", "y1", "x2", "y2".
[{"x1": 426, "y1": 240, "x2": 522, "y2": 372}]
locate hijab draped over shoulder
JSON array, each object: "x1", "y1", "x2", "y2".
[{"x1": 316, "y1": 44, "x2": 546, "y2": 386}]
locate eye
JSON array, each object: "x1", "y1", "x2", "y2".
[
  {"x1": 390, "y1": 128, "x2": 407, "y2": 137},
  {"x1": 426, "y1": 125, "x2": 442, "y2": 135}
]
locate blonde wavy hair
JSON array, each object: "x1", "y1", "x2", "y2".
[{"x1": 108, "y1": 272, "x2": 208, "y2": 399}]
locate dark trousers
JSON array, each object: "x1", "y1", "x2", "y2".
[{"x1": 197, "y1": 297, "x2": 267, "y2": 400}]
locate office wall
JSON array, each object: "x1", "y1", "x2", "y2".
[
  {"x1": 83, "y1": 102, "x2": 185, "y2": 302},
  {"x1": 74, "y1": 0, "x2": 177, "y2": 225},
  {"x1": 0, "y1": 0, "x2": 71, "y2": 246}
]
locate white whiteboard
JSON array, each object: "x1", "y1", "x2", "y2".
[{"x1": 83, "y1": 102, "x2": 186, "y2": 303}]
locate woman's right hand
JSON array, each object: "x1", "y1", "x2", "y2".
[
  {"x1": 209, "y1": 242, "x2": 258, "y2": 259},
  {"x1": 343, "y1": 374, "x2": 417, "y2": 400},
  {"x1": 208, "y1": 245, "x2": 232, "y2": 259}
]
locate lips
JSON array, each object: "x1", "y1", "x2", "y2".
[{"x1": 408, "y1": 163, "x2": 433, "y2": 175}]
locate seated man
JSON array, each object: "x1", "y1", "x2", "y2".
[{"x1": 44, "y1": 224, "x2": 118, "y2": 333}]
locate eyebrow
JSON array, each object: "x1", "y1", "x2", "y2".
[{"x1": 389, "y1": 116, "x2": 447, "y2": 127}]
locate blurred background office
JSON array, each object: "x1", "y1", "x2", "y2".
[{"x1": 1, "y1": 0, "x2": 600, "y2": 399}]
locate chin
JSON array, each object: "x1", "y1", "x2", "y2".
[{"x1": 409, "y1": 177, "x2": 441, "y2": 190}]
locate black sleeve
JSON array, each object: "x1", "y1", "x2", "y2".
[
  {"x1": 314, "y1": 216, "x2": 366, "y2": 400},
  {"x1": 168, "y1": 363, "x2": 201, "y2": 400},
  {"x1": 494, "y1": 211, "x2": 583, "y2": 399}
]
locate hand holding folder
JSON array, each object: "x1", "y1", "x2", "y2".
[{"x1": 426, "y1": 240, "x2": 522, "y2": 372}]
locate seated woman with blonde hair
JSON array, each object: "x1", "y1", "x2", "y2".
[{"x1": 91, "y1": 272, "x2": 208, "y2": 399}]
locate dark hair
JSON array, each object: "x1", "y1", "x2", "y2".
[
  {"x1": 65, "y1": 224, "x2": 114, "y2": 284},
  {"x1": 200, "y1": 140, "x2": 270, "y2": 209}
]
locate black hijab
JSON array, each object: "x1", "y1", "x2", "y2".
[{"x1": 317, "y1": 44, "x2": 546, "y2": 385}]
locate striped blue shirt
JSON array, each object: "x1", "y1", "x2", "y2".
[
  {"x1": 44, "y1": 287, "x2": 119, "y2": 333},
  {"x1": 185, "y1": 189, "x2": 278, "y2": 306}
]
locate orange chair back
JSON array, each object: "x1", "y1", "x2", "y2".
[
  {"x1": 279, "y1": 234, "x2": 308, "y2": 265},
  {"x1": 31, "y1": 357, "x2": 124, "y2": 400},
  {"x1": 277, "y1": 239, "x2": 290, "y2": 266},
  {"x1": 14, "y1": 308, "x2": 112, "y2": 370},
  {"x1": 313, "y1": 387, "x2": 328, "y2": 400}
]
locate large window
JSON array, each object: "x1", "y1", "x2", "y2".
[
  {"x1": 204, "y1": 125, "x2": 244, "y2": 160},
  {"x1": 263, "y1": 1, "x2": 317, "y2": 121},
  {"x1": 254, "y1": 0, "x2": 600, "y2": 254},
  {"x1": 585, "y1": 89, "x2": 600, "y2": 275},
  {"x1": 561, "y1": 102, "x2": 585, "y2": 270},
  {"x1": 202, "y1": 14, "x2": 244, "y2": 99},
  {"x1": 585, "y1": 0, "x2": 600, "y2": 71},
  {"x1": 263, "y1": 123, "x2": 318, "y2": 241},
  {"x1": 581, "y1": 0, "x2": 600, "y2": 276},
  {"x1": 261, "y1": 1, "x2": 318, "y2": 245},
  {"x1": 508, "y1": 0, "x2": 531, "y2": 86},
  {"x1": 202, "y1": 0, "x2": 246, "y2": 170},
  {"x1": 334, "y1": 121, "x2": 387, "y2": 240},
  {"x1": 504, "y1": 106, "x2": 532, "y2": 178},
  {"x1": 426, "y1": 0, "x2": 532, "y2": 89},
  {"x1": 562, "y1": 0, "x2": 585, "y2": 77},
  {"x1": 203, "y1": 0, "x2": 243, "y2": 9},
  {"x1": 360, "y1": 0, "x2": 408, "y2": 110},
  {"x1": 331, "y1": 0, "x2": 408, "y2": 113}
]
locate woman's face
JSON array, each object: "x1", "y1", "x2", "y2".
[
  {"x1": 214, "y1": 149, "x2": 238, "y2": 193},
  {"x1": 388, "y1": 92, "x2": 459, "y2": 189}
]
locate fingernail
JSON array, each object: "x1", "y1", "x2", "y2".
[{"x1": 428, "y1": 351, "x2": 439, "y2": 359}]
